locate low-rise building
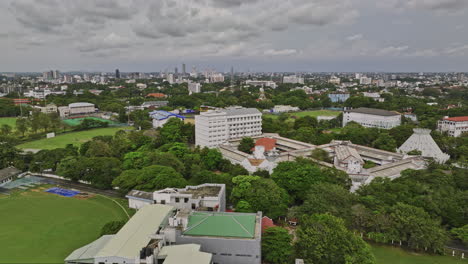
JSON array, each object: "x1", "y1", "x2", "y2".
[
  {"x1": 33, "y1": 103, "x2": 58, "y2": 114},
  {"x1": 328, "y1": 93, "x2": 350, "y2": 103},
  {"x1": 437, "y1": 116, "x2": 468, "y2": 137},
  {"x1": 343, "y1": 107, "x2": 401, "y2": 129},
  {"x1": 172, "y1": 210, "x2": 262, "y2": 264},
  {"x1": 149, "y1": 110, "x2": 185, "y2": 128},
  {"x1": 271, "y1": 105, "x2": 300, "y2": 113},
  {"x1": 245, "y1": 80, "x2": 277, "y2": 89},
  {"x1": 65, "y1": 204, "x2": 213, "y2": 264},
  {"x1": 363, "y1": 92, "x2": 385, "y2": 102},
  {"x1": 126, "y1": 184, "x2": 226, "y2": 212},
  {"x1": 195, "y1": 107, "x2": 262, "y2": 148},
  {"x1": 0, "y1": 167, "x2": 21, "y2": 186},
  {"x1": 283, "y1": 75, "x2": 304, "y2": 84}
]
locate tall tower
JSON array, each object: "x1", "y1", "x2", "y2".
[
  {"x1": 175, "y1": 67, "x2": 178, "y2": 75},
  {"x1": 182, "y1": 63, "x2": 186, "y2": 75},
  {"x1": 115, "y1": 69, "x2": 120, "y2": 79},
  {"x1": 230, "y1": 66, "x2": 234, "y2": 88}
]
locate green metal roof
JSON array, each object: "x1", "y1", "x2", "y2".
[{"x1": 183, "y1": 212, "x2": 256, "y2": 238}]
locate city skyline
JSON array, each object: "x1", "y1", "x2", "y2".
[{"x1": 1, "y1": 0, "x2": 468, "y2": 72}]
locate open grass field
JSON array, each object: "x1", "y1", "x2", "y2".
[
  {"x1": 0, "y1": 117, "x2": 17, "y2": 128},
  {"x1": 265, "y1": 110, "x2": 341, "y2": 120},
  {"x1": 62, "y1": 117, "x2": 119, "y2": 126},
  {"x1": 0, "y1": 188, "x2": 128, "y2": 263},
  {"x1": 371, "y1": 245, "x2": 467, "y2": 264},
  {"x1": 17, "y1": 126, "x2": 131, "y2": 150}
]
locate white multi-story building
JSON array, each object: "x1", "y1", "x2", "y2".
[
  {"x1": 24, "y1": 89, "x2": 52, "y2": 99},
  {"x1": 329, "y1": 76, "x2": 341, "y2": 85},
  {"x1": 343, "y1": 107, "x2": 401, "y2": 129},
  {"x1": 188, "y1": 82, "x2": 201, "y2": 94},
  {"x1": 209, "y1": 73, "x2": 225, "y2": 83},
  {"x1": 59, "y1": 102, "x2": 97, "y2": 117},
  {"x1": 195, "y1": 107, "x2": 262, "y2": 148},
  {"x1": 360, "y1": 76, "x2": 372, "y2": 85},
  {"x1": 363, "y1": 92, "x2": 385, "y2": 102},
  {"x1": 245, "y1": 80, "x2": 277, "y2": 89},
  {"x1": 283, "y1": 75, "x2": 304, "y2": 84},
  {"x1": 438, "y1": 116, "x2": 468, "y2": 137}
]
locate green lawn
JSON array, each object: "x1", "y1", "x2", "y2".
[
  {"x1": 0, "y1": 188, "x2": 128, "y2": 263},
  {"x1": 372, "y1": 245, "x2": 467, "y2": 264},
  {"x1": 265, "y1": 110, "x2": 341, "y2": 120},
  {"x1": 0, "y1": 117, "x2": 17, "y2": 128},
  {"x1": 17, "y1": 127, "x2": 131, "y2": 150}
]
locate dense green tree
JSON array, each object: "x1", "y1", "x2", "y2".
[
  {"x1": 231, "y1": 175, "x2": 290, "y2": 218},
  {"x1": 271, "y1": 161, "x2": 326, "y2": 202},
  {"x1": 0, "y1": 124, "x2": 12, "y2": 136},
  {"x1": 238, "y1": 137, "x2": 255, "y2": 154},
  {"x1": 451, "y1": 225, "x2": 468, "y2": 246},
  {"x1": 112, "y1": 165, "x2": 187, "y2": 192},
  {"x1": 295, "y1": 214, "x2": 375, "y2": 264},
  {"x1": 262, "y1": 227, "x2": 293, "y2": 264},
  {"x1": 297, "y1": 183, "x2": 355, "y2": 224},
  {"x1": 160, "y1": 118, "x2": 186, "y2": 144},
  {"x1": 372, "y1": 133, "x2": 397, "y2": 152},
  {"x1": 15, "y1": 118, "x2": 29, "y2": 137}
]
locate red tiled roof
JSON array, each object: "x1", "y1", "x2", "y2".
[
  {"x1": 255, "y1": 138, "x2": 277, "y2": 151},
  {"x1": 444, "y1": 116, "x2": 468, "y2": 122},
  {"x1": 261, "y1": 216, "x2": 276, "y2": 233},
  {"x1": 146, "y1": 93, "x2": 166, "y2": 98}
]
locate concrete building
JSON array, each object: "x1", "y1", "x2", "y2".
[
  {"x1": 209, "y1": 73, "x2": 225, "y2": 83},
  {"x1": 149, "y1": 110, "x2": 185, "y2": 128},
  {"x1": 328, "y1": 93, "x2": 350, "y2": 103},
  {"x1": 195, "y1": 107, "x2": 262, "y2": 148},
  {"x1": 437, "y1": 116, "x2": 468, "y2": 137},
  {"x1": 334, "y1": 145, "x2": 364, "y2": 174},
  {"x1": 126, "y1": 184, "x2": 226, "y2": 212},
  {"x1": 398, "y1": 128, "x2": 450, "y2": 163},
  {"x1": 283, "y1": 75, "x2": 304, "y2": 84},
  {"x1": 0, "y1": 167, "x2": 21, "y2": 186},
  {"x1": 171, "y1": 211, "x2": 262, "y2": 264},
  {"x1": 270, "y1": 105, "x2": 300, "y2": 113},
  {"x1": 24, "y1": 89, "x2": 52, "y2": 99},
  {"x1": 58, "y1": 102, "x2": 97, "y2": 118},
  {"x1": 245, "y1": 80, "x2": 277, "y2": 89},
  {"x1": 188, "y1": 82, "x2": 201, "y2": 94},
  {"x1": 343, "y1": 107, "x2": 401, "y2": 129},
  {"x1": 65, "y1": 204, "x2": 212, "y2": 264},
  {"x1": 329, "y1": 76, "x2": 341, "y2": 85},
  {"x1": 363, "y1": 92, "x2": 385, "y2": 102},
  {"x1": 360, "y1": 76, "x2": 372, "y2": 85},
  {"x1": 33, "y1": 103, "x2": 58, "y2": 114}
]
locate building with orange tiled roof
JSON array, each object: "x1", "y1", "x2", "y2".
[
  {"x1": 146, "y1": 93, "x2": 167, "y2": 98},
  {"x1": 438, "y1": 116, "x2": 468, "y2": 137}
]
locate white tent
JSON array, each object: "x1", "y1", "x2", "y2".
[{"x1": 398, "y1": 128, "x2": 450, "y2": 163}]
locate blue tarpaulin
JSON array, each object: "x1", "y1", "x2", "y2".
[{"x1": 45, "y1": 187, "x2": 80, "y2": 197}]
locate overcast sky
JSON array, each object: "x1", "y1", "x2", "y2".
[{"x1": 1, "y1": 0, "x2": 468, "y2": 72}]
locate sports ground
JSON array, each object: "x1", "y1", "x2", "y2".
[
  {"x1": 17, "y1": 126, "x2": 131, "y2": 150},
  {"x1": 264, "y1": 110, "x2": 341, "y2": 119},
  {"x1": 0, "y1": 188, "x2": 128, "y2": 264},
  {"x1": 0, "y1": 117, "x2": 17, "y2": 128},
  {"x1": 371, "y1": 245, "x2": 467, "y2": 264}
]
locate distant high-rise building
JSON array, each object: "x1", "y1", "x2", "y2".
[
  {"x1": 182, "y1": 64, "x2": 186, "y2": 75},
  {"x1": 115, "y1": 69, "x2": 120, "y2": 79},
  {"x1": 175, "y1": 67, "x2": 178, "y2": 75},
  {"x1": 53, "y1": 70, "x2": 60, "y2": 79},
  {"x1": 43, "y1": 71, "x2": 53, "y2": 81}
]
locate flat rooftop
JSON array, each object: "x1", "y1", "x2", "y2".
[
  {"x1": 183, "y1": 212, "x2": 257, "y2": 239},
  {"x1": 180, "y1": 186, "x2": 221, "y2": 198},
  {"x1": 345, "y1": 107, "x2": 400, "y2": 116}
]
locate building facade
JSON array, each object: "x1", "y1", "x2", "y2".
[
  {"x1": 283, "y1": 75, "x2": 304, "y2": 84},
  {"x1": 328, "y1": 93, "x2": 350, "y2": 103},
  {"x1": 437, "y1": 116, "x2": 468, "y2": 137},
  {"x1": 343, "y1": 107, "x2": 401, "y2": 129},
  {"x1": 195, "y1": 107, "x2": 262, "y2": 148},
  {"x1": 127, "y1": 184, "x2": 226, "y2": 212}
]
